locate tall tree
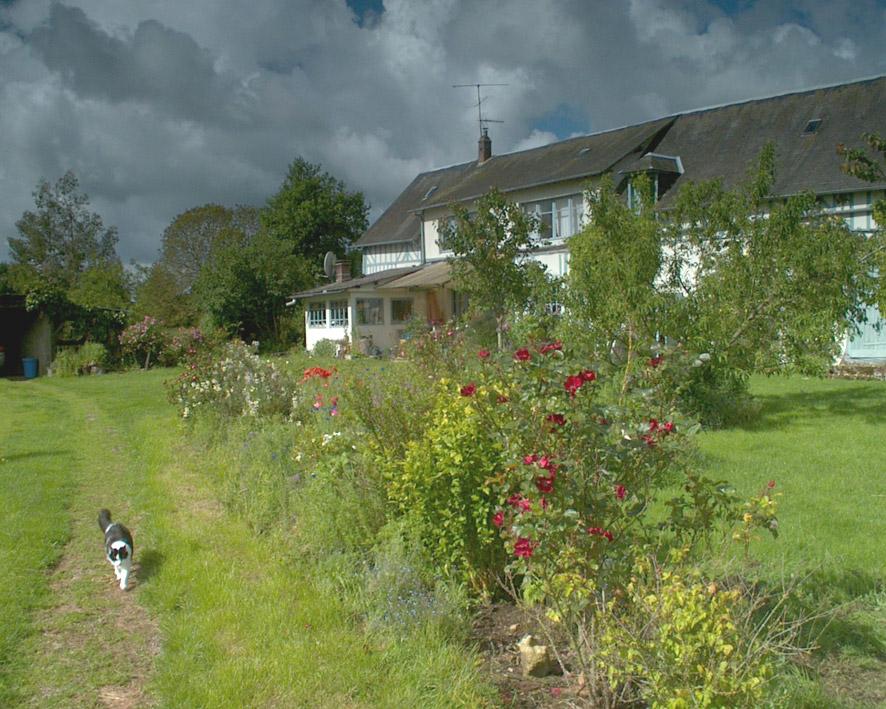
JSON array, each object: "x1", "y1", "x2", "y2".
[
  {"x1": 438, "y1": 189, "x2": 548, "y2": 349},
  {"x1": 261, "y1": 157, "x2": 368, "y2": 286},
  {"x1": 8, "y1": 171, "x2": 120, "y2": 298},
  {"x1": 158, "y1": 204, "x2": 260, "y2": 296}
]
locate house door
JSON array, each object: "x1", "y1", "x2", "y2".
[{"x1": 846, "y1": 304, "x2": 886, "y2": 360}]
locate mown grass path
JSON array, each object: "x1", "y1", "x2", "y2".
[{"x1": 1, "y1": 371, "x2": 489, "y2": 708}]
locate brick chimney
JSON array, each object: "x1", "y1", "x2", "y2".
[
  {"x1": 334, "y1": 259, "x2": 351, "y2": 283},
  {"x1": 478, "y1": 128, "x2": 492, "y2": 163}
]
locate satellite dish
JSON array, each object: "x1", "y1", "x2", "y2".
[{"x1": 323, "y1": 251, "x2": 336, "y2": 280}]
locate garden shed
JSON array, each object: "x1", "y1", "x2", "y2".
[{"x1": 0, "y1": 295, "x2": 54, "y2": 376}]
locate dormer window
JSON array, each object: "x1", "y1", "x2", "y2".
[{"x1": 802, "y1": 118, "x2": 822, "y2": 136}]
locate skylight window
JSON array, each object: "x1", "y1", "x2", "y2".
[
  {"x1": 802, "y1": 118, "x2": 822, "y2": 135},
  {"x1": 422, "y1": 185, "x2": 438, "y2": 200},
  {"x1": 578, "y1": 147, "x2": 591, "y2": 155}
]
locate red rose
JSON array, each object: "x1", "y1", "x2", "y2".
[
  {"x1": 478, "y1": 349, "x2": 491, "y2": 360},
  {"x1": 662, "y1": 421, "x2": 675, "y2": 434},
  {"x1": 587, "y1": 527, "x2": 614, "y2": 542},
  {"x1": 615, "y1": 484, "x2": 626, "y2": 501},
  {"x1": 492, "y1": 510, "x2": 505, "y2": 527},
  {"x1": 535, "y1": 475, "x2": 555, "y2": 494},
  {"x1": 580, "y1": 369, "x2": 596, "y2": 382},
  {"x1": 539, "y1": 340, "x2": 563, "y2": 355},
  {"x1": 649, "y1": 418, "x2": 659, "y2": 432},
  {"x1": 522, "y1": 454, "x2": 538, "y2": 465},
  {"x1": 564, "y1": 374, "x2": 583, "y2": 397},
  {"x1": 546, "y1": 413, "x2": 566, "y2": 426},
  {"x1": 642, "y1": 434, "x2": 656, "y2": 448},
  {"x1": 514, "y1": 537, "x2": 535, "y2": 558},
  {"x1": 460, "y1": 383, "x2": 477, "y2": 397},
  {"x1": 508, "y1": 494, "x2": 532, "y2": 513},
  {"x1": 649, "y1": 355, "x2": 663, "y2": 368},
  {"x1": 514, "y1": 348, "x2": 531, "y2": 361}
]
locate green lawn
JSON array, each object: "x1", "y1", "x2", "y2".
[
  {"x1": 0, "y1": 370, "x2": 492, "y2": 707},
  {"x1": 2, "y1": 370, "x2": 883, "y2": 707},
  {"x1": 697, "y1": 375, "x2": 886, "y2": 708}
]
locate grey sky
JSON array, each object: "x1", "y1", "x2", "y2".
[{"x1": 1, "y1": 0, "x2": 884, "y2": 265}]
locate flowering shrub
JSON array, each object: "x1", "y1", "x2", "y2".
[
  {"x1": 460, "y1": 343, "x2": 699, "y2": 600},
  {"x1": 167, "y1": 340, "x2": 295, "y2": 419},
  {"x1": 160, "y1": 326, "x2": 210, "y2": 366},
  {"x1": 120, "y1": 315, "x2": 166, "y2": 368}
]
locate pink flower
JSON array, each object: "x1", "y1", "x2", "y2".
[
  {"x1": 615, "y1": 484, "x2": 626, "y2": 501},
  {"x1": 642, "y1": 434, "x2": 656, "y2": 448},
  {"x1": 546, "y1": 413, "x2": 566, "y2": 426},
  {"x1": 478, "y1": 349, "x2": 491, "y2": 360},
  {"x1": 460, "y1": 383, "x2": 477, "y2": 397},
  {"x1": 514, "y1": 348, "x2": 531, "y2": 362},
  {"x1": 767, "y1": 480, "x2": 776, "y2": 489},
  {"x1": 497, "y1": 394, "x2": 510, "y2": 404},
  {"x1": 535, "y1": 475, "x2": 555, "y2": 494},
  {"x1": 523, "y1": 454, "x2": 538, "y2": 465},
  {"x1": 539, "y1": 340, "x2": 563, "y2": 355},
  {"x1": 537, "y1": 456, "x2": 553, "y2": 471},
  {"x1": 662, "y1": 421, "x2": 675, "y2": 434},
  {"x1": 492, "y1": 510, "x2": 505, "y2": 527},
  {"x1": 312, "y1": 394, "x2": 324, "y2": 410},
  {"x1": 514, "y1": 537, "x2": 535, "y2": 558}
]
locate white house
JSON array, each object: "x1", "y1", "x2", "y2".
[{"x1": 291, "y1": 75, "x2": 886, "y2": 359}]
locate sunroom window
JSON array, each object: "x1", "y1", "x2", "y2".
[
  {"x1": 308, "y1": 302, "x2": 327, "y2": 328},
  {"x1": 330, "y1": 300, "x2": 348, "y2": 327}
]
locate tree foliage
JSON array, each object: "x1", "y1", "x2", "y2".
[
  {"x1": 261, "y1": 157, "x2": 368, "y2": 284},
  {"x1": 565, "y1": 145, "x2": 885, "y2": 417},
  {"x1": 8, "y1": 171, "x2": 121, "y2": 300},
  {"x1": 438, "y1": 189, "x2": 549, "y2": 348}
]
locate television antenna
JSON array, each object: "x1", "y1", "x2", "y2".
[{"x1": 452, "y1": 83, "x2": 508, "y2": 137}]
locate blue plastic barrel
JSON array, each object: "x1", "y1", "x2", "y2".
[{"x1": 22, "y1": 357, "x2": 38, "y2": 379}]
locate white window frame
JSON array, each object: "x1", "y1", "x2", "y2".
[
  {"x1": 308, "y1": 301, "x2": 327, "y2": 328},
  {"x1": 329, "y1": 300, "x2": 348, "y2": 327}
]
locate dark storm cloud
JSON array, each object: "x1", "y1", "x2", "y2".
[
  {"x1": 0, "y1": 0, "x2": 883, "y2": 265},
  {"x1": 29, "y1": 4, "x2": 236, "y2": 124}
]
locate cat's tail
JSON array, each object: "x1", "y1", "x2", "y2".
[{"x1": 98, "y1": 508, "x2": 112, "y2": 532}]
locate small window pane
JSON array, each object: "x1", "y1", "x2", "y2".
[
  {"x1": 330, "y1": 300, "x2": 348, "y2": 327},
  {"x1": 356, "y1": 298, "x2": 384, "y2": 325},
  {"x1": 308, "y1": 302, "x2": 326, "y2": 328},
  {"x1": 391, "y1": 298, "x2": 414, "y2": 324}
]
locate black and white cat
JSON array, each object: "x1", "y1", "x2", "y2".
[{"x1": 98, "y1": 509, "x2": 133, "y2": 590}]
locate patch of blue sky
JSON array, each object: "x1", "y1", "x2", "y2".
[
  {"x1": 346, "y1": 0, "x2": 384, "y2": 27},
  {"x1": 531, "y1": 103, "x2": 589, "y2": 140}
]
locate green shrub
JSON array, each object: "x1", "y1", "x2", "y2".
[
  {"x1": 387, "y1": 385, "x2": 507, "y2": 591},
  {"x1": 311, "y1": 338, "x2": 338, "y2": 358},
  {"x1": 596, "y1": 551, "x2": 773, "y2": 707},
  {"x1": 51, "y1": 342, "x2": 108, "y2": 377}
]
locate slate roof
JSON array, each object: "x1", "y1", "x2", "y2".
[
  {"x1": 654, "y1": 75, "x2": 886, "y2": 207},
  {"x1": 356, "y1": 75, "x2": 886, "y2": 248}
]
